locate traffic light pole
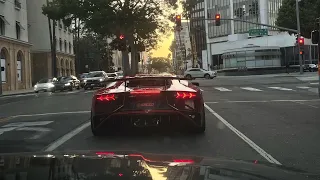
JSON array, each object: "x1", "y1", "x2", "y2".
[
  {"x1": 296, "y1": 0, "x2": 303, "y2": 74},
  {"x1": 317, "y1": 18, "x2": 320, "y2": 98}
]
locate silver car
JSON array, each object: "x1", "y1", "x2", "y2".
[
  {"x1": 184, "y1": 68, "x2": 217, "y2": 79},
  {"x1": 34, "y1": 78, "x2": 57, "y2": 93}
]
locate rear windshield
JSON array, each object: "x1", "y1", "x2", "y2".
[
  {"x1": 127, "y1": 79, "x2": 168, "y2": 87},
  {"x1": 88, "y1": 72, "x2": 104, "y2": 77},
  {"x1": 107, "y1": 73, "x2": 116, "y2": 77},
  {"x1": 38, "y1": 79, "x2": 51, "y2": 83}
]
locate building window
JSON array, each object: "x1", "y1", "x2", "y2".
[
  {"x1": 17, "y1": 51, "x2": 23, "y2": 82},
  {"x1": 1, "y1": 48, "x2": 7, "y2": 82},
  {"x1": 69, "y1": 43, "x2": 72, "y2": 53},
  {"x1": 64, "y1": 40, "x2": 67, "y2": 52},
  {"x1": 0, "y1": 16, "x2": 5, "y2": 35},
  {"x1": 59, "y1": 39, "x2": 62, "y2": 51},
  {"x1": 16, "y1": 22, "x2": 21, "y2": 39},
  {"x1": 14, "y1": 0, "x2": 21, "y2": 10}
]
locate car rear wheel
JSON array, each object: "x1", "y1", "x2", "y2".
[
  {"x1": 91, "y1": 115, "x2": 104, "y2": 136},
  {"x1": 204, "y1": 74, "x2": 210, "y2": 79}
]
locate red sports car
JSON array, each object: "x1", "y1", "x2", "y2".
[{"x1": 90, "y1": 75, "x2": 206, "y2": 135}]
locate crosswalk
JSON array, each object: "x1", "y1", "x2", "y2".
[{"x1": 209, "y1": 85, "x2": 317, "y2": 93}]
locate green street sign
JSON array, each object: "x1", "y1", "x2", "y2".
[{"x1": 249, "y1": 29, "x2": 268, "y2": 36}]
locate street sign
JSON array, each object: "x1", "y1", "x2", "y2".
[{"x1": 249, "y1": 29, "x2": 268, "y2": 36}]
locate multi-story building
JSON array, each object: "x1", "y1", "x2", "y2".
[
  {"x1": 27, "y1": 0, "x2": 75, "y2": 84},
  {"x1": 174, "y1": 21, "x2": 192, "y2": 69},
  {"x1": 204, "y1": 0, "x2": 318, "y2": 71},
  {"x1": 189, "y1": 0, "x2": 207, "y2": 67},
  {"x1": 0, "y1": 0, "x2": 32, "y2": 92}
]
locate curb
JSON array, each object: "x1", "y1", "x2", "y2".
[{"x1": 0, "y1": 91, "x2": 35, "y2": 97}]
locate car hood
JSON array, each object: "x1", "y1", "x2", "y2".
[{"x1": 0, "y1": 151, "x2": 318, "y2": 180}]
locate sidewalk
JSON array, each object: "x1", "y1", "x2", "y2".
[{"x1": 1, "y1": 88, "x2": 34, "y2": 96}]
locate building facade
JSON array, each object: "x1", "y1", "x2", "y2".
[
  {"x1": 189, "y1": 0, "x2": 207, "y2": 67},
  {"x1": 174, "y1": 22, "x2": 192, "y2": 70},
  {"x1": 0, "y1": 0, "x2": 32, "y2": 92},
  {"x1": 27, "y1": 0, "x2": 75, "y2": 84},
  {"x1": 204, "y1": 0, "x2": 318, "y2": 70}
]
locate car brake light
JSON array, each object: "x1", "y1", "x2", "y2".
[
  {"x1": 130, "y1": 90, "x2": 161, "y2": 95},
  {"x1": 96, "y1": 94, "x2": 116, "y2": 101},
  {"x1": 96, "y1": 152, "x2": 115, "y2": 155},
  {"x1": 176, "y1": 92, "x2": 196, "y2": 99},
  {"x1": 173, "y1": 159, "x2": 194, "y2": 163}
]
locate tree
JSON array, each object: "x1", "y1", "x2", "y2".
[
  {"x1": 276, "y1": 0, "x2": 320, "y2": 38},
  {"x1": 148, "y1": 57, "x2": 171, "y2": 73},
  {"x1": 76, "y1": 34, "x2": 114, "y2": 73},
  {"x1": 42, "y1": 0, "x2": 178, "y2": 75}
]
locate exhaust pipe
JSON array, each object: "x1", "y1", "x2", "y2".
[{"x1": 133, "y1": 117, "x2": 160, "y2": 127}]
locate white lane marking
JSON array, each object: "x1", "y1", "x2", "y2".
[
  {"x1": 268, "y1": 87, "x2": 293, "y2": 91},
  {"x1": 3, "y1": 121, "x2": 53, "y2": 127},
  {"x1": 65, "y1": 91, "x2": 79, "y2": 94},
  {"x1": 296, "y1": 86, "x2": 311, "y2": 89},
  {"x1": 44, "y1": 121, "x2": 90, "y2": 151},
  {"x1": 10, "y1": 111, "x2": 90, "y2": 118},
  {"x1": 17, "y1": 127, "x2": 52, "y2": 139},
  {"x1": 292, "y1": 101, "x2": 318, "y2": 109},
  {"x1": 204, "y1": 103, "x2": 281, "y2": 165},
  {"x1": 205, "y1": 99, "x2": 320, "y2": 103},
  {"x1": 310, "y1": 82, "x2": 319, "y2": 85},
  {"x1": 240, "y1": 87, "x2": 262, "y2": 92},
  {"x1": 214, "y1": 87, "x2": 232, "y2": 92}
]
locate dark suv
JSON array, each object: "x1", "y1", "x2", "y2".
[{"x1": 83, "y1": 71, "x2": 109, "y2": 90}]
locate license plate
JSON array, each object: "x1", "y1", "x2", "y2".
[{"x1": 137, "y1": 102, "x2": 154, "y2": 108}]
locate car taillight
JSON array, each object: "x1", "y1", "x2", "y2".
[
  {"x1": 173, "y1": 159, "x2": 194, "y2": 163},
  {"x1": 96, "y1": 152, "x2": 115, "y2": 155},
  {"x1": 176, "y1": 92, "x2": 196, "y2": 99},
  {"x1": 96, "y1": 94, "x2": 116, "y2": 101}
]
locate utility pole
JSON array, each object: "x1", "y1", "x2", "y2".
[
  {"x1": 296, "y1": 0, "x2": 303, "y2": 74},
  {"x1": 318, "y1": 19, "x2": 320, "y2": 98}
]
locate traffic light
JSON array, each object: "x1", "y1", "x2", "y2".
[
  {"x1": 298, "y1": 37, "x2": 304, "y2": 46},
  {"x1": 175, "y1": 15, "x2": 181, "y2": 27},
  {"x1": 119, "y1": 34, "x2": 125, "y2": 40},
  {"x1": 311, "y1": 30, "x2": 319, "y2": 44},
  {"x1": 215, "y1": 14, "x2": 221, "y2": 26},
  {"x1": 299, "y1": 50, "x2": 304, "y2": 55}
]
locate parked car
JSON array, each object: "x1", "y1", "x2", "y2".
[
  {"x1": 304, "y1": 64, "x2": 318, "y2": 72},
  {"x1": 107, "y1": 73, "x2": 118, "y2": 80},
  {"x1": 83, "y1": 71, "x2": 109, "y2": 90},
  {"x1": 184, "y1": 68, "x2": 217, "y2": 79},
  {"x1": 79, "y1": 73, "x2": 89, "y2": 88},
  {"x1": 34, "y1": 78, "x2": 57, "y2": 93},
  {"x1": 54, "y1": 76, "x2": 80, "y2": 91}
]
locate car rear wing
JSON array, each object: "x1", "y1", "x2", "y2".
[{"x1": 105, "y1": 76, "x2": 190, "y2": 91}]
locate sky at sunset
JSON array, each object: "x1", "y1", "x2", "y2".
[{"x1": 150, "y1": 2, "x2": 183, "y2": 58}]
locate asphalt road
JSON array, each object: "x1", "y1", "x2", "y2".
[{"x1": 0, "y1": 75, "x2": 319, "y2": 174}]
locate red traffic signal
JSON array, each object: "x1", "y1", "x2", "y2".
[
  {"x1": 119, "y1": 34, "x2": 125, "y2": 40},
  {"x1": 298, "y1": 37, "x2": 304, "y2": 45},
  {"x1": 215, "y1": 14, "x2": 221, "y2": 26},
  {"x1": 175, "y1": 15, "x2": 181, "y2": 27}
]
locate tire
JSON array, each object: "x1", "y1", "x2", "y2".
[
  {"x1": 186, "y1": 74, "x2": 192, "y2": 79},
  {"x1": 35, "y1": 91, "x2": 39, "y2": 93},
  {"x1": 69, "y1": 87, "x2": 73, "y2": 91},
  {"x1": 77, "y1": 86, "x2": 80, "y2": 90},
  {"x1": 84, "y1": 86, "x2": 88, "y2": 90},
  {"x1": 204, "y1": 74, "x2": 210, "y2": 79},
  {"x1": 91, "y1": 115, "x2": 104, "y2": 136},
  {"x1": 192, "y1": 107, "x2": 206, "y2": 133}
]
